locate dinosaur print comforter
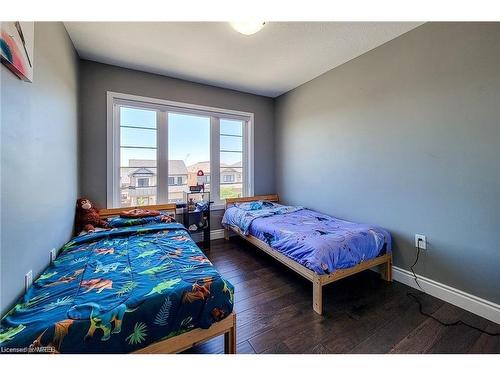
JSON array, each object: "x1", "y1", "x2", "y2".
[
  {"x1": 0, "y1": 222, "x2": 234, "y2": 353},
  {"x1": 223, "y1": 203, "x2": 391, "y2": 275}
]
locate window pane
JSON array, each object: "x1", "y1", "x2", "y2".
[
  {"x1": 120, "y1": 107, "x2": 157, "y2": 207},
  {"x1": 220, "y1": 118, "x2": 244, "y2": 201},
  {"x1": 220, "y1": 183, "x2": 243, "y2": 200},
  {"x1": 120, "y1": 148, "x2": 157, "y2": 167},
  {"x1": 220, "y1": 119, "x2": 243, "y2": 136},
  {"x1": 120, "y1": 127, "x2": 156, "y2": 148},
  {"x1": 168, "y1": 113, "x2": 210, "y2": 203},
  {"x1": 120, "y1": 107, "x2": 156, "y2": 129},
  {"x1": 220, "y1": 134, "x2": 242, "y2": 152},
  {"x1": 220, "y1": 150, "x2": 242, "y2": 166},
  {"x1": 120, "y1": 167, "x2": 157, "y2": 207}
]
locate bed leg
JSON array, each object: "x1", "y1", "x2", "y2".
[
  {"x1": 224, "y1": 315, "x2": 236, "y2": 354},
  {"x1": 313, "y1": 277, "x2": 323, "y2": 315},
  {"x1": 224, "y1": 228, "x2": 230, "y2": 241},
  {"x1": 381, "y1": 256, "x2": 393, "y2": 282}
]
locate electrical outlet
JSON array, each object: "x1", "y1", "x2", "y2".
[
  {"x1": 50, "y1": 248, "x2": 57, "y2": 263},
  {"x1": 415, "y1": 234, "x2": 427, "y2": 250},
  {"x1": 25, "y1": 270, "x2": 33, "y2": 292}
]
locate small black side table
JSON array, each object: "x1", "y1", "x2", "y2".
[{"x1": 183, "y1": 191, "x2": 211, "y2": 251}]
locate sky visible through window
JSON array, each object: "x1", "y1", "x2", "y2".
[
  {"x1": 120, "y1": 107, "x2": 242, "y2": 167},
  {"x1": 168, "y1": 112, "x2": 209, "y2": 167}
]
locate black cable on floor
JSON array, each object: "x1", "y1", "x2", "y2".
[{"x1": 407, "y1": 240, "x2": 500, "y2": 336}]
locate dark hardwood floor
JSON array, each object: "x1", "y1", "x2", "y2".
[{"x1": 184, "y1": 237, "x2": 500, "y2": 354}]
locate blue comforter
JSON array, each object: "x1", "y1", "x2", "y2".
[
  {"x1": 223, "y1": 202, "x2": 391, "y2": 275},
  {"x1": 0, "y1": 222, "x2": 234, "y2": 353}
]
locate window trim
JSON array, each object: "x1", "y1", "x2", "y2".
[{"x1": 107, "y1": 91, "x2": 254, "y2": 209}]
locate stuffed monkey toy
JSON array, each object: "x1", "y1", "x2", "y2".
[{"x1": 76, "y1": 198, "x2": 109, "y2": 233}]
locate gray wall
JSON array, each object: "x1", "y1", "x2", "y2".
[
  {"x1": 79, "y1": 60, "x2": 275, "y2": 227},
  {"x1": 275, "y1": 23, "x2": 500, "y2": 303},
  {"x1": 1, "y1": 22, "x2": 79, "y2": 314}
]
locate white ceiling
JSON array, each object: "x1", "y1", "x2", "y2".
[{"x1": 64, "y1": 22, "x2": 423, "y2": 98}]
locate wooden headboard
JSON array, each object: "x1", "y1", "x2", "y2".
[
  {"x1": 225, "y1": 194, "x2": 279, "y2": 210},
  {"x1": 99, "y1": 204, "x2": 177, "y2": 219}
]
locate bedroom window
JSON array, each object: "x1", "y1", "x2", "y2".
[
  {"x1": 107, "y1": 92, "x2": 254, "y2": 209},
  {"x1": 137, "y1": 178, "x2": 150, "y2": 187}
]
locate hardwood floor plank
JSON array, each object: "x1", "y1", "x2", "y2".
[
  {"x1": 261, "y1": 341, "x2": 292, "y2": 354},
  {"x1": 183, "y1": 337, "x2": 256, "y2": 354},
  {"x1": 428, "y1": 309, "x2": 490, "y2": 353},
  {"x1": 289, "y1": 284, "x2": 410, "y2": 353},
  {"x1": 349, "y1": 293, "x2": 444, "y2": 353},
  {"x1": 468, "y1": 323, "x2": 500, "y2": 353},
  {"x1": 389, "y1": 304, "x2": 464, "y2": 354},
  {"x1": 249, "y1": 303, "x2": 325, "y2": 353}
]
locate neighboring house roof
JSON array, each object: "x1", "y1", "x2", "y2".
[
  {"x1": 169, "y1": 160, "x2": 188, "y2": 175},
  {"x1": 130, "y1": 167, "x2": 155, "y2": 176},
  {"x1": 128, "y1": 159, "x2": 188, "y2": 175},
  {"x1": 221, "y1": 161, "x2": 242, "y2": 173},
  {"x1": 187, "y1": 161, "x2": 242, "y2": 173},
  {"x1": 129, "y1": 159, "x2": 156, "y2": 168},
  {"x1": 187, "y1": 161, "x2": 210, "y2": 174}
]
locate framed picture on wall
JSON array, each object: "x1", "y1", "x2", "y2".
[{"x1": 0, "y1": 21, "x2": 34, "y2": 82}]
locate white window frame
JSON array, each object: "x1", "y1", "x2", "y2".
[{"x1": 107, "y1": 91, "x2": 254, "y2": 210}]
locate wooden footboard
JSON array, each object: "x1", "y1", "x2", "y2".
[
  {"x1": 224, "y1": 195, "x2": 393, "y2": 315},
  {"x1": 134, "y1": 312, "x2": 236, "y2": 354}
]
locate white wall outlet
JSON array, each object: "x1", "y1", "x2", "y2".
[
  {"x1": 25, "y1": 270, "x2": 33, "y2": 292},
  {"x1": 50, "y1": 248, "x2": 57, "y2": 263},
  {"x1": 415, "y1": 234, "x2": 427, "y2": 250}
]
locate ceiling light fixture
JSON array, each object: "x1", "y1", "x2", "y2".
[{"x1": 230, "y1": 22, "x2": 266, "y2": 35}]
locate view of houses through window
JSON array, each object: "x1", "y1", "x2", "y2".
[
  {"x1": 167, "y1": 112, "x2": 210, "y2": 203},
  {"x1": 119, "y1": 106, "x2": 158, "y2": 207},
  {"x1": 220, "y1": 118, "x2": 244, "y2": 199},
  {"x1": 117, "y1": 102, "x2": 249, "y2": 207}
]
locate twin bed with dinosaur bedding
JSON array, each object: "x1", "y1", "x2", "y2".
[{"x1": 0, "y1": 205, "x2": 235, "y2": 354}]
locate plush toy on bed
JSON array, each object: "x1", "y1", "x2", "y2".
[{"x1": 76, "y1": 198, "x2": 109, "y2": 233}]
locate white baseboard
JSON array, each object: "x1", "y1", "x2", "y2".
[
  {"x1": 392, "y1": 266, "x2": 500, "y2": 325},
  {"x1": 210, "y1": 229, "x2": 226, "y2": 240},
  {"x1": 190, "y1": 229, "x2": 226, "y2": 242}
]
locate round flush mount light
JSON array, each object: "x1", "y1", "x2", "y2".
[{"x1": 230, "y1": 22, "x2": 266, "y2": 35}]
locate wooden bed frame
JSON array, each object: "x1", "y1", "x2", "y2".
[
  {"x1": 98, "y1": 203, "x2": 236, "y2": 354},
  {"x1": 224, "y1": 195, "x2": 392, "y2": 315}
]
